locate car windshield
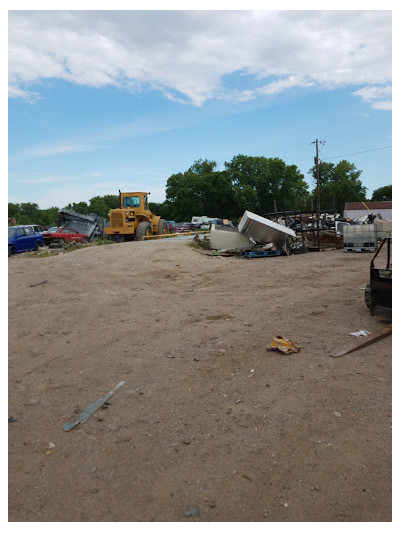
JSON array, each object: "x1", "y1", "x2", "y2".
[
  {"x1": 46, "y1": 227, "x2": 59, "y2": 233},
  {"x1": 8, "y1": 228, "x2": 16, "y2": 238}
]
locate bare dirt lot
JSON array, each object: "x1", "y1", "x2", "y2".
[{"x1": 8, "y1": 238, "x2": 392, "y2": 522}]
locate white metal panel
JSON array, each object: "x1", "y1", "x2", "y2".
[{"x1": 238, "y1": 211, "x2": 296, "y2": 248}]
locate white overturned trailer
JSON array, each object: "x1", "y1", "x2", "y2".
[{"x1": 238, "y1": 210, "x2": 296, "y2": 250}]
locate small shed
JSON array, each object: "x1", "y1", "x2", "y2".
[{"x1": 344, "y1": 201, "x2": 392, "y2": 220}]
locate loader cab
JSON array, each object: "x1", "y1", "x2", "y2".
[
  {"x1": 122, "y1": 196, "x2": 140, "y2": 208},
  {"x1": 120, "y1": 192, "x2": 149, "y2": 212}
]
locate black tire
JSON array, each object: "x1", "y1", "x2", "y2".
[
  {"x1": 34, "y1": 242, "x2": 41, "y2": 251},
  {"x1": 135, "y1": 221, "x2": 153, "y2": 241},
  {"x1": 58, "y1": 238, "x2": 65, "y2": 246},
  {"x1": 8, "y1": 245, "x2": 13, "y2": 257},
  {"x1": 365, "y1": 283, "x2": 371, "y2": 309},
  {"x1": 157, "y1": 219, "x2": 168, "y2": 235},
  {"x1": 290, "y1": 240, "x2": 308, "y2": 254}
]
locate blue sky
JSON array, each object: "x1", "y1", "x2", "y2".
[{"x1": 8, "y1": 6, "x2": 392, "y2": 209}]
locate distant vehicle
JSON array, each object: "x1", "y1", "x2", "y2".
[
  {"x1": 200, "y1": 218, "x2": 232, "y2": 229},
  {"x1": 103, "y1": 191, "x2": 168, "y2": 242},
  {"x1": 8, "y1": 225, "x2": 44, "y2": 257},
  {"x1": 42, "y1": 227, "x2": 89, "y2": 246},
  {"x1": 172, "y1": 223, "x2": 192, "y2": 233},
  {"x1": 28, "y1": 224, "x2": 47, "y2": 234},
  {"x1": 167, "y1": 221, "x2": 176, "y2": 232},
  {"x1": 214, "y1": 218, "x2": 233, "y2": 226},
  {"x1": 191, "y1": 216, "x2": 215, "y2": 227}
]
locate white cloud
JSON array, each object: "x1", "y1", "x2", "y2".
[
  {"x1": 371, "y1": 100, "x2": 392, "y2": 111},
  {"x1": 13, "y1": 114, "x2": 188, "y2": 161},
  {"x1": 352, "y1": 84, "x2": 392, "y2": 111},
  {"x1": 8, "y1": 10, "x2": 392, "y2": 108},
  {"x1": 22, "y1": 142, "x2": 96, "y2": 158},
  {"x1": 15, "y1": 175, "x2": 65, "y2": 184},
  {"x1": 226, "y1": 75, "x2": 316, "y2": 102},
  {"x1": 7, "y1": 84, "x2": 42, "y2": 102}
]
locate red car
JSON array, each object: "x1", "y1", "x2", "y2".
[
  {"x1": 172, "y1": 222, "x2": 192, "y2": 233},
  {"x1": 42, "y1": 227, "x2": 89, "y2": 246}
]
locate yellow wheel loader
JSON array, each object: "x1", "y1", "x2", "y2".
[{"x1": 103, "y1": 191, "x2": 168, "y2": 242}]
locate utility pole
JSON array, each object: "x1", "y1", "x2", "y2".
[
  {"x1": 314, "y1": 139, "x2": 320, "y2": 216},
  {"x1": 312, "y1": 139, "x2": 324, "y2": 250}
]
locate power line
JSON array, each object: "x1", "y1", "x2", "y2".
[{"x1": 321, "y1": 145, "x2": 392, "y2": 161}]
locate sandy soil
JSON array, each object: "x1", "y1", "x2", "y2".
[{"x1": 8, "y1": 238, "x2": 392, "y2": 522}]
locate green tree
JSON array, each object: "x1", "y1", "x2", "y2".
[
  {"x1": 87, "y1": 195, "x2": 119, "y2": 218},
  {"x1": 149, "y1": 201, "x2": 173, "y2": 220},
  {"x1": 224, "y1": 155, "x2": 309, "y2": 214},
  {"x1": 370, "y1": 185, "x2": 392, "y2": 201},
  {"x1": 165, "y1": 159, "x2": 238, "y2": 221},
  {"x1": 232, "y1": 183, "x2": 259, "y2": 213},
  {"x1": 101, "y1": 195, "x2": 120, "y2": 212},
  {"x1": 87, "y1": 197, "x2": 108, "y2": 219},
  {"x1": 8, "y1": 203, "x2": 20, "y2": 220},
  {"x1": 37, "y1": 207, "x2": 60, "y2": 227},
  {"x1": 309, "y1": 160, "x2": 367, "y2": 214},
  {"x1": 8, "y1": 203, "x2": 60, "y2": 227},
  {"x1": 65, "y1": 201, "x2": 90, "y2": 214},
  {"x1": 18, "y1": 202, "x2": 40, "y2": 224}
]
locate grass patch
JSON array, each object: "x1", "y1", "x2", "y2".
[
  {"x1": 188, "y1": 235, "x2": 211, "y2": 250},
  {"x1": 34, "y1": 250, "x2": 57, "y2": 258},
  {"x1": 93, "y1": 238, "x2": 115, "y2": 246},
  {"x1": 32, "y1": 238, "x2": 116, "y2": 258}
]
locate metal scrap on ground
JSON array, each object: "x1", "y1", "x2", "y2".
[
  {"x1": 63, "y1": 380, "x2": 126, "y2": 431},
  {"x1": 30, "y1": 280, "x2": 48, "y2": 287}
]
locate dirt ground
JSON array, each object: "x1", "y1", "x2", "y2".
[{"x1": 8, "y1": 237, "x2": 392, "y2": 522}]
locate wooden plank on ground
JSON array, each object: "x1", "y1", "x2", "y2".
[{"x1": 330, "y1": 324, "x2": 392, "y2": 358}]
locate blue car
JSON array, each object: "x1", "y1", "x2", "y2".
[{"x1": 8, "y1": 226, "x2": 44, "y2": 257}]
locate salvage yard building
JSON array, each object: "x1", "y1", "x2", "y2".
[{"x1": 344, "y1": 201, "x2": 392, "y2": 220}]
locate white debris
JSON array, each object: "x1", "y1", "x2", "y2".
[{"x1": 349, "y1": 330, "x2": 371, "y2": 337}]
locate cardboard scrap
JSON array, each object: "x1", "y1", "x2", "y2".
[{"x1": 267, "y1": 336, "x2": 300, "y2": 354}]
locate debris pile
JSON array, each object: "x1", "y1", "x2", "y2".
[
  {"x1": 57, "y1": 209, "x2": 106, "y2": 241},
  {"x1": 206, "y1": 210, "x2": 302, "y2": 258}
]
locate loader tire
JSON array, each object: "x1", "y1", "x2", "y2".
[
  {"x1": 135, "y1": 222, "x2": 153, "y2": 241},
  {"x1": 157, "y1": 219, "x2": 169, "y2": 235}
]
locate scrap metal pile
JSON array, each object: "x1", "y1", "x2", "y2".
[
  {"x1": 205, "y1": 209, "x2": 392, "y2": 257},
  {"x1": 207, "y1": 210, "x2": 299, "y2": 258}
]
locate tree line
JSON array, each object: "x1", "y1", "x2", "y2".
[{"x1": 8, "y1": 155, "x2": 391, "y2": 226}]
